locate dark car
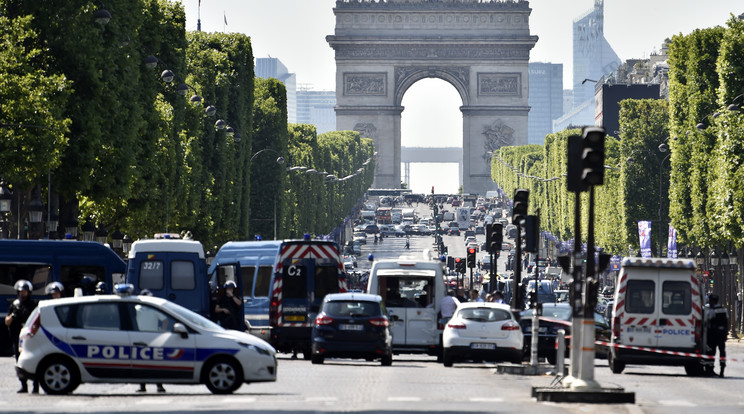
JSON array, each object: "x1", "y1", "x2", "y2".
[
  {"x1": 519, "y1": 303, "x2": 610, "y2": 364},
  {"x1": 364, "y1": 224, "x2": 380, "y2": 234},
  {"x1": 310, "y1": 292, "x2": 393, "y2": 366}
]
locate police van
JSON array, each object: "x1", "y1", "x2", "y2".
[
  {"x1": 0, "y1": 240, "x2": 126, "y2": 356},
  {"x1": 268, "y1": 239, "x2": 347, "y2": 359},
  {"x1": 366, "y1": 251, "x2": 447, "y2": 357},
  {"x1": 609, "y1": 257, "x2": 706, "y2": 375},
  {"x1": 208, "y1": 240, "x2": 284, "y2": 341},
  {"x1": 126, "y1": 236, "x2": 217, "y2": 324}
]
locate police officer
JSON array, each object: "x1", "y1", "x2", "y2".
[
  {"x1": 45, "y1": 281, "x2": 64, "y2": 299},
  {"x1": 95, "y1": 281, "x2": 108, "y2": 295},
  {"x1": 215, "y1": 281, "x2": 242, "y2": 330},
  {"x1": 4, "y1": 280, "x2": 39, "y2": 393},
  {"x1": 705, "y1": 293, "x2": 729, "y2": 377}
]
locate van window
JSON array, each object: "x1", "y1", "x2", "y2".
[
  {"x1": 255, "y1": 266, "x2": 273, "y2": 297},
  {"x1": 171, "y1": 260, "x2": 195, "y2": 290},
  {"x1": 241, "y1": 266, "x2": 256, "y2": 297},
  {"x1": 61, "y1": 265, "x2": 106, "y2": 297},
  {"x1": 282, "y1": 264, "x2": 307, "y2": 299},
  {"x1": 379, "y1": 276, "x2": 432, "y2": 308},
  {"x1": 314, "y1": 265, "x2": 340, "y2": 299},
  {"x1": 139, "y1": 260, "x2": 164, "y2": 290},
  {"x1": 0, "y1": 264, "x2": 52, "y2": 296},
  {"x1": 625, "y1": 279, "x2": 655, "y2": 314},
  {"x1": 662, "y1": 281, "x2": 691, "y2": 315}
]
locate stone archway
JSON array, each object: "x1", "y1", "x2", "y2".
[{"x1": 327, "y1": 0, "x2": 538, "y2": 194}]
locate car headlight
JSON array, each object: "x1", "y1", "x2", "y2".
[{"x1": 239, "y1": 342, "x2": 272, "y2": 356}]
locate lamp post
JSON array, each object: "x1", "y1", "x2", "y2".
[
  {"x1": 657, "y1": 146, "x2": 671, "y2": 257},
  {"x1": 0, "y1": 180, "x2": 12, "y2": 239}
]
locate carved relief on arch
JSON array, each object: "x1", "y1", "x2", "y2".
[
  {"x1": 353, "y1": 122, "x2": 378, "y2": 140},
  {"x1": 393, "y1": 65, "x2": 470, "y2": 106},
  {"x1": 482, "y1": 119, "x2": 514, "y2": 164}
]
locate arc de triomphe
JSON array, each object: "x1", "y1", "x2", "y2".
[{"x1": 327, "y1": 0, "x2": 537, "y2": 194}]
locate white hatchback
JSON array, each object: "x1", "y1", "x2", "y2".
[
  {"x1": 16, "y1": 286, "x2": 277, "y2": 394},
  {"x1": 442, "y1": 302, "x2": 523, "y2": 367}
]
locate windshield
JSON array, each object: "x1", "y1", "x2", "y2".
[
  {"x1": 161, "y1": 300, "x2": 225, "y2": 332},
  {"x1": 523, "y1": 306, "x2": 572, "y2": 320}
]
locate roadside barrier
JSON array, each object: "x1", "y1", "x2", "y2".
[{"x1": 594, "y1": 340, "x2": 742, "y2": 363}]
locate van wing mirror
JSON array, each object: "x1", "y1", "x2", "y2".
[{"x1": 173, "y1": 323, "x2": 188, "y2": 338}]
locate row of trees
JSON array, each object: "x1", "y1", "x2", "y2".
[
  {"x1": 492, "y1": 16, "x2": 743, "y2": 256},
  {"x1": 0, "y1": 0, "x2": 374, "y2": 249}
]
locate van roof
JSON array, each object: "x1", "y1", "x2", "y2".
[
  {"x1": 129, "y1": 239, "x2": 205, "y2": 259},
  {"x1": 621, "y1": 257, "x2": 695, "y2": 269},
  {"x1": 207, "y1": 240, "x2": 283, "y2": 274}
]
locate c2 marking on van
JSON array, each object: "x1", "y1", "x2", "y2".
[{"x1": 286, "y1": 265, "x2": 304, "y2": 277}]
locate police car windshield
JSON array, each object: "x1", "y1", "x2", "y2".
[{"x1": 160, "y1": 300, "x2": 224, "y2": 332}]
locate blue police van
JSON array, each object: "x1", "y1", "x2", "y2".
[{"x1": 0, "y1": 240, "x2": 127, "y2": 355}]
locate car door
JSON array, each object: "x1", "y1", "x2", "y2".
[
  {"x1": 64, "y1": 302, "x2": 132, "y2": 380},
  {"x1": 125, "y1": 302, "x2": 197, "y2": 382}
]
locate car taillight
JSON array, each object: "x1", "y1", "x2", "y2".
[
  {"x1": 269, "y1": 297, "x2": 279, "y2": 326},
  {"x1": 613, "y1": 316, "x2": 621, "y2": 338},
  {"x1": 447, "y1": 322, "x2": 466, "y2": 330},
  {"x1": 28, "y1": 312, "x2": 41, "y2": 336},
  {"x1": 315, "y1": 315, "x2": 334, "y2": 325},
  {"x1": 501, "y1": 320, "x2": 520, "y2": 331},
  {"x1": 369, "y1": 317, "x2": 389, "y2": 327}
]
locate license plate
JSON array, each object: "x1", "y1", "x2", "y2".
[
  {"x1": 471, "y1": 343, "x2": 496, "y2": 350},
  {"x1": 339, "y1": 324, "x2": 364, "y2": 331},
  {"x1": 284, "y1": 315, "x2": 305, "y2": 322}
]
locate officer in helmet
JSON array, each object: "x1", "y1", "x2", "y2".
[
  {"x1": 45, "y1": 281, "x2": 64, "y2": 299},
  {"x1": 215, "y1": 280, "x2": 242, "y2": 330},
  {"x1": 79, "y1": 274, "x2": 96, "y2": 296},
  {"x1": 4, "y1": 280, "x2": 39, "y2": 393},
  {"x1": 95, "y1": 281, "x2": 108, "y2": 295}
]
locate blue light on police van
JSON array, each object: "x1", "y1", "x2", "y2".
[
  {"x1": 113, "y1": 283, "x2": 135, "y2": 296},
  {"x1": 304, "y1": 233, "x2": 311, "y2": 240}
]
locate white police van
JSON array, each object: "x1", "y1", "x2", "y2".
[
  {"x1": 16, "y1": 284, "x2": 276, "y2": 394},
  {"x1": 609, "y1": 258, "x2": 706, "y2": 376}
]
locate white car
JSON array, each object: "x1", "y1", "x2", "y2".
[
  {"x1": 16, "y1": 285, "x2": 277, "y2": 395},
  {"x1": 442, "y1": 302, "x2": 523, "y2": 367}
]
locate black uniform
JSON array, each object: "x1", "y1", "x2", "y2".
[
  {"x1": 706, "y1": 303, "x2": 729, "y2": 376},
  {"x1": 217, "y1": 294, "x2": 242, "y2": 330},
  {"x1": 7, "y1": 295, "x2": 38, "y2": 392}
]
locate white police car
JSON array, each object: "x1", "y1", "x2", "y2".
[{"x1": 16, "y1": 284, "x2": 277, "y2": 394}]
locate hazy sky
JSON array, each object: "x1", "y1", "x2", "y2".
[{"x1": 181, "y1": 0, "x2": 742, "y2": 193}]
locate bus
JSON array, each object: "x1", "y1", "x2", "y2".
[{"x1": 376, "y1": 207, "x2": 393, "y2": 224}]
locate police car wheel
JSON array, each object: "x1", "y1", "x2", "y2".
[
  {"x1": 203, "y1": 358, "x2": 243, "y2": 394},
  {"x1": 38, "y1": 357, "x2": 80, "y2": 395}
]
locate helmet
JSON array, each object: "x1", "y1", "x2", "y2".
[
  {"x1": 139, "y1": 289, "x2": 152, "y2": 296},
  {"x1": 80, "y1": 275, "x2": 96, "y2": 290},
  {"x1": 95, "y1": 281, "x2": 108, "y2": 295},
  {"x1": 14, "y1": 279, "x2": 32, "y2": 292},
  {"x1": 223, "y1": 280, "x2": 237, "y2": 290},
  {"x1": 45, "y1": 281, "x2": 65, "y2": 295}
]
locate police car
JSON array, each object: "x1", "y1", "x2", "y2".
[{"x1": 15, "y1": 285, "x2": 277, "y2": 394}]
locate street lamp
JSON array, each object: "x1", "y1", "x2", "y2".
[
  {"x1": 122, "y1": 234, "x2": 133, "y2": 255},
  {"x1": 111, "y1": 228, "x2": 124, "y2": 250},
  {"x1": 65, "y1": 218, "x2": 79, "y2": 239},
  {"x1": 28, "y1": 188, "x2": 43, "y2": 224},
  {"x1": 695, "y1": 250, "x2": 706, "y2": 269},
  {"x1": 95, "y1": 224, "x2": 108, "y2": 244},
  {"x1": 0, "y1": 180, "x2": 11, "y2": 213},
  {"x1": 82, "y1": 218, "x2": 96, "y2": 241}
]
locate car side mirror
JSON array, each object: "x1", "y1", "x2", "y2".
[{"x1": 173, "y1": 323, "x2": 188, "y2": 338}]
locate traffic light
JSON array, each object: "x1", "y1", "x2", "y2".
[
  {"x1": 487, "y1": 223, "x2": 503, "y2": 254},
  {"x1": 581, "y1": 126, "x2": 606, "y2": 186},
  {"x1": 467, "y1": 247, "x2": 476, "y2": 268},
  {"x1": 431, "y1": 186, "x2": 435, "y2": 195},
  {"x1": 524, "y1": 215, "x2": 539, "y2": 253},
  {"x1": 566, "y1": 134, "x2": 586, "y2": 193},
  {"x1": 512, "y1": 189, "x2": 529, "y2": 225},
  {"x1": 447, "y1": 256, "x2": 455, "y2": 270},
  {"x1": 455, "y1": 257, "x2": 463, "y2": 273}
]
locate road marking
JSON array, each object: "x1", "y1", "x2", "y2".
[
  {"x1": 135, "y1": 398, "x2": 174, "y2": 405},
  {"x1": 659, "y1": 400, "x2": 696, "y2": 407},
  {"x1": 470, "y1": 397, "x2": 504, "y2": 402},
  {"x1": 306, "y1": 396, "x2": 338, "y2": 402},
  {"x1": 387, "y1": 397, "x2": 421, "y2": 402},
  {"x1": 222, "y1": 397, "x2": 256, "y2": 404}
]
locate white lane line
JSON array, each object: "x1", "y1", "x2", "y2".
[
  {"x1": 306, "y1": 396, "x2": 338, "y2": 402},
  {"x1": 387, "y1": 397, "x2": 421, "y2": 402},
  {"x1": 470, "y1": 397, "x2": 504, "y2": 402},
  {"x1": 135, "y1": 398, "x2": 174, "y2": 405},
  {"x1": 659, "y1": 400, "x2": 697, "y2": 407},
  {"x1": 221, "y1": 397, "x2": 257, "y2": 404}
]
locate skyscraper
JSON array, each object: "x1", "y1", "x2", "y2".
[
  {"x1": 528, "y1": 62, "x2": 563, "y2": 145},
  {"x1": 255, "y1": 57, "x2": 297, "y2": 123},
  {"x1": 554, "y1": 0, "x2": 621, "y2": 131},
  {"x1": 296, "y1": 87, "x2": 336, "y2": 134}
]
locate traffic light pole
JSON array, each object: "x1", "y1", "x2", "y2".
[
  {"x1": 568, "y1": 189, "x2": 583, "y2": 383},
  {"x1": 511, "y1": 222, "x2": 523, "y2": 312}
]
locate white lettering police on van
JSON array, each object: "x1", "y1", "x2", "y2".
[
  {"x1": 86, "y1": 345, "x2": 176, "y2": 361},
  {"x1": 661, "y1": 328, "x2": 691, "y2": 336}
]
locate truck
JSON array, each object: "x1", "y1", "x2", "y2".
[
  {"x1": 456, "y1": 207, "x2": 471, "y2": 230},
  {"x1": 0, "y1": 240, "x2": 127, "y2": 355}
]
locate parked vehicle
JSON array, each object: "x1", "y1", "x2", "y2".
[
  {"x1": 609, "y1": 258, "x2": 705, "y2": 376},
  {"x1": 16, "y1": 285, "x2": 276, "y2": 395},
  {"x1": 310, "y1": 292, "x2": 393, "y2": 365},
  {"x1": 0, "y1": 240, "x2": 126, "y2": 356},
  {"x1": 126, "y1": 237, "x2": 214, "y2": 323},
  {"x1": 442, "y1": 302, "x2": 523, "y2": 366},
  {"x1": 520, "y1": 302, "x2": 611, "y2": 364}
]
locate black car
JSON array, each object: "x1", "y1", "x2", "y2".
[
  {"x1": 519, "y1": 303, "x2": 611, "y2": 364},
  {"x1": 310, "y1": 292, "x2": 393, "y2": 365}
]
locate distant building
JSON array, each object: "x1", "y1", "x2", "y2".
[
  {"x1": 528, "y1": 63, "x2": 563, "y2": 145},
  {"x1": 255, "y1": 57, "x2": 297, "y2": 123},
  {"x1": 296, "y1": 87, "x2": 336, "y2": 134},
  {"x1": 595, "y1": 82, "x2": 661, "y2": 137},
  {"x1": 555, "y1": 0, "x2": 621, "y2": 131}
]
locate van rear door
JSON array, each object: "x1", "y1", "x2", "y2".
[
  {"x1": 212, "y1": 262, "x2": 246, "y2": 331},
  {"x1": 375, "y1": 269, "x2": 438, "y2": 347},
  {"x1": 656, "y1": 272, "x2": 698, "y2": 349},
  {"x1": 618, "y1": 267, "x2": 659, "y2": 347},
  {"x1": 136, "y1": 252, "x2": 207, "y2": 316}
]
